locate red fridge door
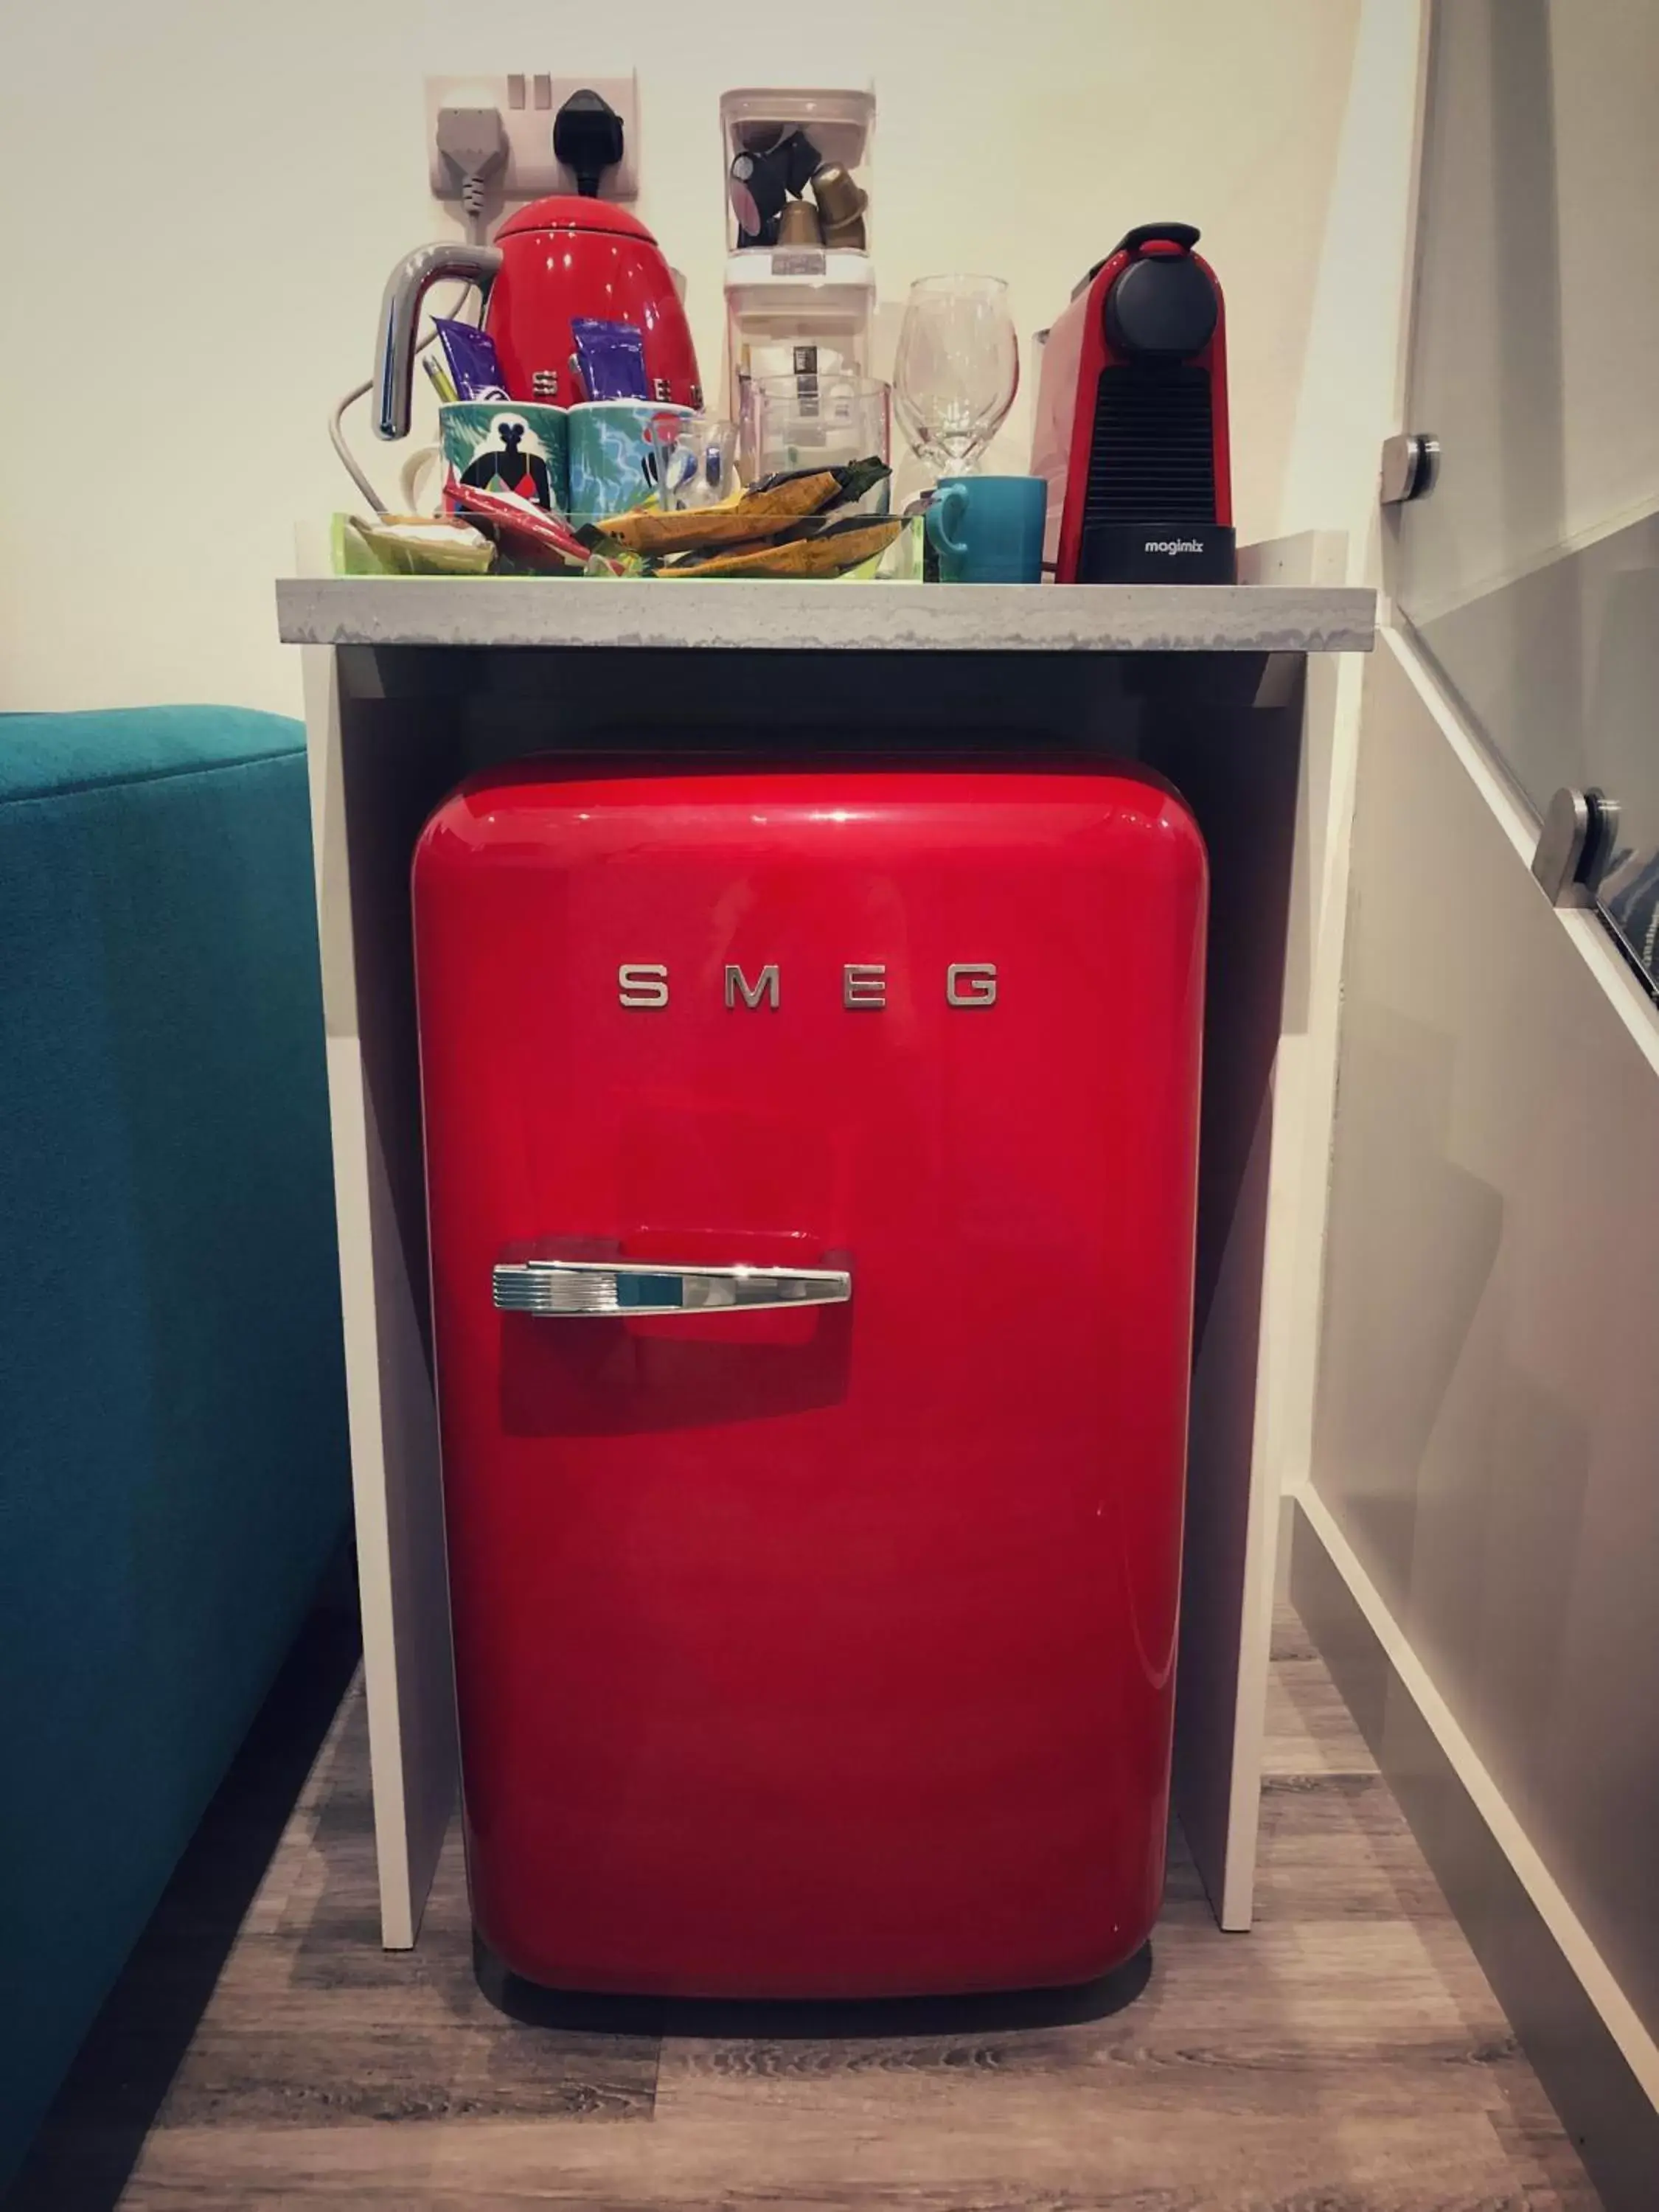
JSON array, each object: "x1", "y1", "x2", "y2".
[{"x1": 414, "y1": 762, "x2": 1206, "y2": 1998}]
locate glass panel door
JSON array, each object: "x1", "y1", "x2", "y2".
[{"x1": 1394, "y1": 0, "x2": 1659, "y2": 986}]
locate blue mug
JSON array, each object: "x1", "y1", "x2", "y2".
[{"x1": 925, "y1": 474, "x2": 1046, "y2": 583}]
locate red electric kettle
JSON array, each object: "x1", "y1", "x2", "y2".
[{"x1": 375, "y1": 197, "x2": 702, "y2": 439}]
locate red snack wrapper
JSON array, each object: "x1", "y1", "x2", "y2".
[{"x1": 445, "y1": 476, "x2": 591, "y2": 571}]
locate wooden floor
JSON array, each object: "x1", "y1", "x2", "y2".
[{"x1": 21, "y1": 1611, "x2": 1600, "y2": 2210}]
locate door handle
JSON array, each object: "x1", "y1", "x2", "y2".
[{"x1": 493, "y1": 1258, "x2": 852, "y2": 1318}]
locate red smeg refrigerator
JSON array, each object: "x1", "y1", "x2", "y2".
[{"x1": 413, "y1": 761, "x2": 1206, "y2": 1998}]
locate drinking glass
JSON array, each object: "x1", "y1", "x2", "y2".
[
  {"x1": 893, "y1": 274, "x2": 1020, "y2": 479},
  {"x1": 644, "y1": 414, "x2": 740, "y2": 510}
]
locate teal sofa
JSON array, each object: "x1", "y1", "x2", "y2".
[{"x1": 0, "y1": 709, "x2": 351, "y2": 2183}]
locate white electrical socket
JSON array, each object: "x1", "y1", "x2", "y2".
[{"x1": 425, "y1": 73, "x2": 640, "y2": 205}]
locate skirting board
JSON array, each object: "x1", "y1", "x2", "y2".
[{"x1": 1290, "y1": 1488, "x2": 1659, "y2": 2212}]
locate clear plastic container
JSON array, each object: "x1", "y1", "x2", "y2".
[
  {"x1": 723, "y1": 249, "x2": 877, "y2": 424},
  {"x1": 745, "y1": 372, "x2": 891, "y2": 507},
  {"x1": 720, "y1": 87, "x2": 874, "y2": 256}
]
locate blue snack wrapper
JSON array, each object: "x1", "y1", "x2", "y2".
[
  {"x1": 433, "y1": 318, "x2": 511, "y2": 402},
  {"x1": 571, "y1": 318, "x2": 649, "y2": 402}
]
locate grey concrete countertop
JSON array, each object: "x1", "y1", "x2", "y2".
[{"x1": 276, "y1": 577, "x2": 1376, "y2": 655}]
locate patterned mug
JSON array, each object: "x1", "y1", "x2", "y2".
[
  {"x1": 566, "y1": 402, "x2": 694, "y2": 524},
  {"x1": 400, "y1": 402, "x2": 570, "y2": 515}
]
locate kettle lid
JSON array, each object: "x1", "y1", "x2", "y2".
[{"x1": 496, "y1": 195, "x2": 658, "y2": 242}]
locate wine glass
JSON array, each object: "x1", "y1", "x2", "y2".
[{"x1": 893, "y1": 274, "x2": 1020, "y2": 480}]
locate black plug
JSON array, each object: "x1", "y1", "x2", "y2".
[{"x1": 554, "y1": 88, "x2": 625, "y2": 198}]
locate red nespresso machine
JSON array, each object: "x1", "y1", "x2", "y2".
[
  {"x1": 374, "y1": 197, "x2": 702, "y2": 438},
  {"x1": 1031, "y1": 223, "x2": 1234, "y2": 583}
]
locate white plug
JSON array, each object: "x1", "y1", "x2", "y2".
[{"x1": 436, "y1": 104, "x2": 508, "y2": 242}]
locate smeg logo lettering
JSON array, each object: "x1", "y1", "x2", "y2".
[{"x1": 617, "y1": 962, "x2": 998, "y2": 1010}]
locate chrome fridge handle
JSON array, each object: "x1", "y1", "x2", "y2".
[{"x1": 492, "y1": 1259, "x2": 852, "y2": 1318}]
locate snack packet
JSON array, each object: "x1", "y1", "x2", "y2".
[
  {"x1": 432, "y1": 318, "x2": 510, "y2": 402},
  {"x1": 571, "y1": 319, "x2": 649, "y2": 402},
  {"x1": 446, "y1": 479, "x2": 591, "y2": 571},
  {"x1": 592, "y1": 459, "x2": 888, "y2": 556},
  {"x1": 661, "y1": 514, "x2": 902, "y2": 579},
  {"x1": 348, "y1": 514, "x2": 495, "y2": 576}
]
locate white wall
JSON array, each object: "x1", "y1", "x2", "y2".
[
  {"x1": 0, "y1": 0, "x2": 1357, "y2": 716},
  {"x1": 1249, "y1": 0, "x2": 1425, "y2": 1514},
  {"x1": 1170, "y1": 0, "x2": 1422, "y2": 1931}
]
